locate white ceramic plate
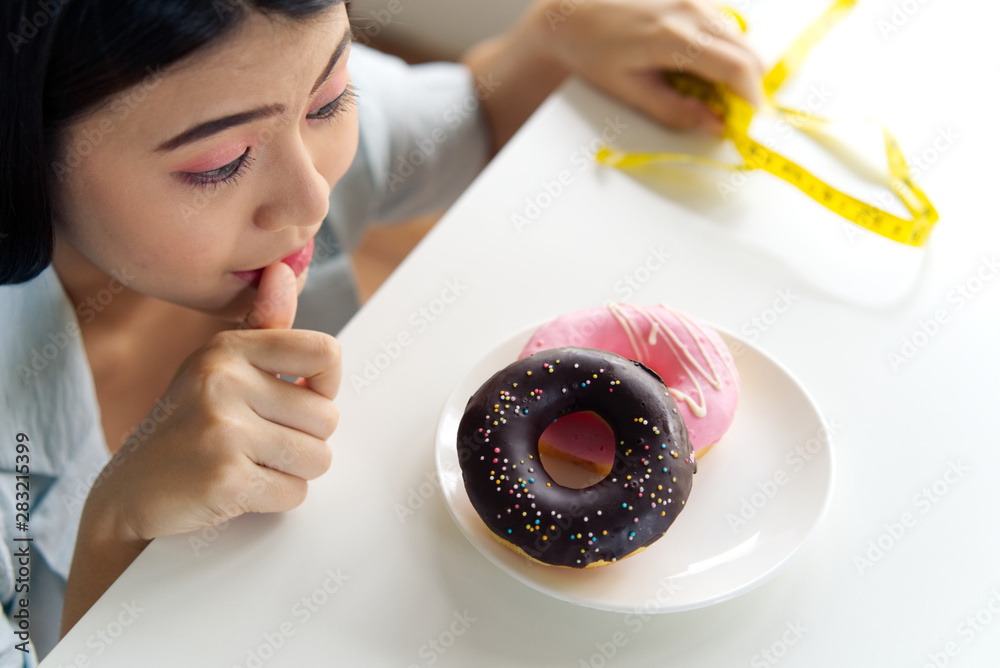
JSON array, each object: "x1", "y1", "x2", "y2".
[{"x1": 434, "y1": 324, "x2": 834, "y2": 613}]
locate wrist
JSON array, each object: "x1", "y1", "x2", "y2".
[
  {"x1": 517, "y1": 0, "x2": 573, "y2": 76},
  {"x1": 80, "y1": 472, "x2": 150, "y2": 545},
  {"x1": 62, "y1": 491, "x2": 150, "y2": 637}
]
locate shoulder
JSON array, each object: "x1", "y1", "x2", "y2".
[
  {"x1": 0, "y1": 268, "x2": 106, "y2": 477},
  {"x1": 334, "y1": 44, "x2": 490, "y2": 233},
  {"x1": 0, "y1": 269, "x2": 79, "y2": 388}
]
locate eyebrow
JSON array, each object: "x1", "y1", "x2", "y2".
[
  {"x1": 311, "y1": 30, "x2": 352, "y2": 96},
  {"x1": 156, "y1": 104, "x2": 286, "y2": 151},
  {"x1": 157, "y1": 29, "x2": 353, "y2": 152}
]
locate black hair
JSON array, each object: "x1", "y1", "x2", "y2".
[{"x1": 0, "y1": 0, "x2": 343, "y2": 285}]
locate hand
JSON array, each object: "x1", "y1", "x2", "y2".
[
  {"x1": 63, "y1": 261, "x2": 340, "y2": 635},
  {"x1": 531, "y1": 0, "x2": 765, "y2": 133},
  {"x1": 85, "y1": 260, "x2": 340, "y2": 543}
]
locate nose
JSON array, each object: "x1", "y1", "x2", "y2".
[{"x1": 252, "y1": 136, "x2": 330, "y2": 232}]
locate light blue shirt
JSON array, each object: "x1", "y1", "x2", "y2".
[{"x1": 0, "y1": 44, "x2": 489, "y2": 665}]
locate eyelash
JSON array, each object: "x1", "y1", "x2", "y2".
[
  {"x1": 180, "y1": 147, "x2": 254, "y2": 189},
  {"x1": 180, "y1": 85, "x2": 357, "y2": 189},
  {"x1": 307, "y1": 84, "x2": 357, "y2": 123}
]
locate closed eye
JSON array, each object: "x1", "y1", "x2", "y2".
[
  {"x1": 307, "y1": 85, "x2": 356, "y2": 122},
  {"x1": 179, "y1": 147, "x2": 254, "y2": 188}
]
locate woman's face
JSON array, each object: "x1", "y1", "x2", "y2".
[{"x1": 52, "y1": 6, "x2": 357, "y2": 320}]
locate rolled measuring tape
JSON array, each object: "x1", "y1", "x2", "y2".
[{"x1": 596, "y1": 0, "x2": 939, "y2": 247}]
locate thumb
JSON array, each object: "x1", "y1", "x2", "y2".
[{"x1": 242, "y1": 261, "x2": 299, "y2": 330}]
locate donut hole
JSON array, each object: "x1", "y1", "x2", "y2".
[{"x1": 538, "y1": 411, "x2": 616, "y2": 489}]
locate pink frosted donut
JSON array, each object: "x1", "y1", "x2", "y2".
[{"x1": 520, "y1": 304, "x2": 740, "y2": 459}]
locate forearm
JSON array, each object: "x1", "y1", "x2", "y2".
[
  {"x1": 461, "y1": 1, "x2": 569, "y2": 154},
  {"x1": 60, "y1": 495, "x2": 149, "y2": 637}
]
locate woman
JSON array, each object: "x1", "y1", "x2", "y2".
[{"x1": 0, "y1": 0, "x2": 761, "y2": 660}]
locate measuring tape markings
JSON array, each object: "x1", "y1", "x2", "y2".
[{"x1": 596, "y1": 0, "x2": 939, "y2": 247}]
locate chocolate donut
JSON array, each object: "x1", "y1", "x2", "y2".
[{"x1": 457, "y1": 347, "x2": 695, "y2": 568}]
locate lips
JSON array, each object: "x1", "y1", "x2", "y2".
[{"x1": 233, "y1": 237, "x2": 315, "y2": 286}]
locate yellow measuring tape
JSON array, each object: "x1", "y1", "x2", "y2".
[{"x1": 596, "y1": 0, "x2": 939, "y2": 247}]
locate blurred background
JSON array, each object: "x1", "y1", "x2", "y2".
[
  {"x1": 347, "y1": 1, "x2": 531, "y2": 300},
  {"x1": 350, "y1": 0, "x2": 531, "y2": 60}
]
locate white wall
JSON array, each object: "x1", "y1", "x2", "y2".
[{"x1": 349, "y1": 0, "x2": 534, "y2": 58}]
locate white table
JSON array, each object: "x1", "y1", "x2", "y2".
[{"x1": 44, "y1": 0, "x2": 1000, "y2": 665}]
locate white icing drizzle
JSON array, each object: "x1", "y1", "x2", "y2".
[
  {"x1": 636, "y1": 307, "x2": 710, "y2": 417},
  {"x1": 605, "y1": 303, "x2": 735, "y2": 418},
  {"x1": 607, "y1": 303, "x2": 648, "y2": 362}
]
